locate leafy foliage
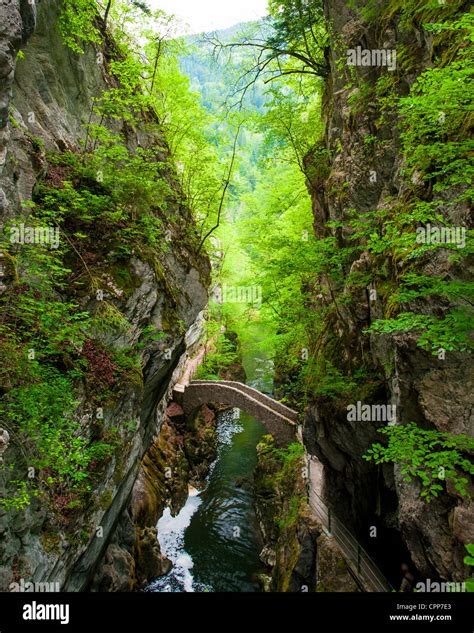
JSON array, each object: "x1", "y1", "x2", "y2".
[
  {"x1": 1, "y1": 1, "x2": 201, "y2": 514},
  {"x1": 0, "y1": 366, "x2": 116, "y2": 511},
  {"x1": 360, "y1": 10, "x2": 474, "y2": 353},
  {"x1": 205, "y1": 0, "x2": 328, "y2": 108},
  {"x1": 58, "y1": 0, "x2": 102, "y2": 54},
  {"x1": 464, "y1": 544, "x2": 474, "y2": 592},
  {"x1": 364, "y1": 423, "x2": 474, "y2": 501},
  {"x1": 194, "y1": 328, "x2": 240, "y2": 380}
]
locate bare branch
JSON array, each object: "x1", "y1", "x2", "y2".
[{"x1": 197, "y1": 123, "x2": 243, "y2": 254}]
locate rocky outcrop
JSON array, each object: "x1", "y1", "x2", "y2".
[
  {"x1": 254, "y1": 435, "x2": 321, "y2": 591},
  {"x1": 96, "y1": 331, "x2": 248, "y2": 590},
  {"x1": 254, "y1": 435, "x2": 359, "y2": 592},
  {"x1": 302, "y1": 0, "x2": 473, "y2": 584},
  {"x1": 0, "y1": 0, "x2": 36, "y2": 212},
  {"x1": 0, "y1": 0, "x2": 210, "y2": 592},
  {"x1": 91, "y1": 399, "x2": 219, "y2": 590},
  {"x1": 315, "y1": 532, "x2": 360, "y2": 592}
]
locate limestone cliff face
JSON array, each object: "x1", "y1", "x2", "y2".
[
  {"x1": 303, "y1": 0, "x2": 473, "y2": 584},
  {"x1": 0, "y1": 0, "x2": 36, "y2": 209},
  {"x1": 0, "y1": 0, "x2": 210, "y2": 591}
]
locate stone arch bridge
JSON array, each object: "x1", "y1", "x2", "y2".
[{"x1": 172, "y1": 380, "x2": 298, "y2": 447}]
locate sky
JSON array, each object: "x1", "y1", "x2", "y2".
[{"x1": 147, "y1": 0, "x2": 269, "y2": 35}]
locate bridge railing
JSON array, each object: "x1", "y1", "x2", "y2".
[
  {"x1": 178, "y1": 380, "x2": 297, "y2": 447},
  {"x1": 190, "y1": 380, "x2": 298, "y2": 422},
  {"x1": 309, "y1": 489, "x2": 393, "y2": 593}
]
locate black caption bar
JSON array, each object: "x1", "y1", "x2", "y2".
[{"x1": 0, "y1": 592, "x2": 472, "y2": 633}]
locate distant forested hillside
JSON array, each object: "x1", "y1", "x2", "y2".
[{"x1": 179, "y1": 22, "x2": 268, "y2": 113}]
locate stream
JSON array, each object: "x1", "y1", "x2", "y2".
[{"x1": 147, "y1": 326, "x2": 274, "y2": 593}]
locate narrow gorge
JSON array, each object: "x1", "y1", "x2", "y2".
[{"x1": 0, "y1": 0, "x2": 472, "y2": 613}]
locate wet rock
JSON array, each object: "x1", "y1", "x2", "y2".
[
  {"x1": 166, "y1": 402, "x2": 185, "y2": 422},
  {"x1": 126, "y1": 402, "x2": 218, "y2": 587},
  {"x1": 89, "y1": 544, "x2": 135, "y2": 593},
  {"x1": 135, "y1": 526, "x2": 172, "y2": 587},
  {"x1": 260, "y1": 545, "x2": 276, "y2": 568}
]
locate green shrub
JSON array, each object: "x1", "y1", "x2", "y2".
[{"x1": 364, "y1": 423, "x2": 474, "y2": 501}]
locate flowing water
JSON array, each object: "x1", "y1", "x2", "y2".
[{"x1": 147, "y1": 325, "x2": 274, "y2": 593}]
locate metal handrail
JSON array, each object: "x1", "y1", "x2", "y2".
[
  {"x1": 310, "y1": 495, "x2": 390, "y2": 593},
  {"x1": 309, "y1": 489, "x2": 393, "y2": 592}
]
